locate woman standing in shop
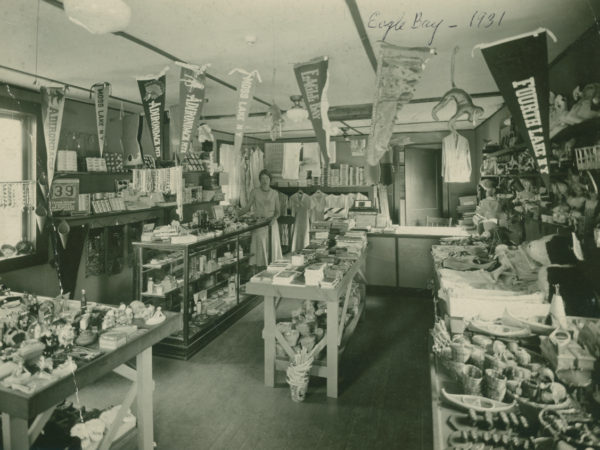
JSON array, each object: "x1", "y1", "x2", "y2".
[{"x1": 237, "y1": 169, "x2": 283, "y2": 267}]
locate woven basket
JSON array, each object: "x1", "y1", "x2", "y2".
[
  {"x1": 575, "y1": 145, "x2": 600, "y2": 170},
  {"x1": 290, "y1": 382, "x2": 308, "y2": 402}
]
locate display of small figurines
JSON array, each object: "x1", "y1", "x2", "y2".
[
  {"x1": 57, "y1": 323, "x2": 75, "y2": 348},
  {"x1": 38, "y1": 300, "x2": 56, "y2": 326},
  {"x1": 146, "y1": 307, "x2": 165, "y2": 326},
  {"x1": 112, "y1": 303, "x2": 134, "y2": 326},
  {"x1": 101, "y1": 309, "x2": 116, "y2": 330},
  {"x1": 36, "y1": 355, "x2": 54, "y2": 373},
  {"x1": 39, "y1": 332, "x2": 59, "y2": 357},
  {"x1": 3, "y1": 360, "x2": 33, "y2": 392}
]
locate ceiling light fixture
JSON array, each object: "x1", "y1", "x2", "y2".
[
  {"x1": 63, "y1": 0, "x2": 131, "y2": 34},
  {"x1": 285, "y1": 95, "x2": 309, "y2": 122}
]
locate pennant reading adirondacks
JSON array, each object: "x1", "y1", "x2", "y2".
[
  {"x1": 475, "y1": 28, "x2": 556, "y2": 192},
  {"x1": 41, "y1": 86, "x2": 66, "y2": 189},
  {"x1": 91, "y1": 82, "x2": 110, "y2": 157},
  {"x1": 137, "y1": 67, "x2": 169, "y2": 158},
  {"x1": 229, "y1": 68, "x2": 261, "y2": 155},
  {"x1": 176, "y1": 62, "x2": 208, "y2": 156},
  {"x1": 294, "y1": 56, "x2": 331, "y2": 165},
  {"x1": 367, "y1": 43, "x2": 435, "y2": 166}
]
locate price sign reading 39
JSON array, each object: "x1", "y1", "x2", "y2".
[{"x1": 50, "y1": 179, "x2": 79, "y2": 213}]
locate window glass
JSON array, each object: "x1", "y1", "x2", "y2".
[{"x1": 0, "y1": 110, "x2": 36, "y2": 262}]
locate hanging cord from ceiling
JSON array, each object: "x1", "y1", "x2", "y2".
[{"x1": 34, "y1": 0, "x2": 41, "y2": 85}]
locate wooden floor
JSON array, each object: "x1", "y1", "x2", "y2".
[{"x1": 75, "y1": 293, "x2": 434, "y2": 450}]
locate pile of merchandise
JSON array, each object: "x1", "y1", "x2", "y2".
[
  {"x1": 250, "y1": 228, "x2": 367, "y2": 289},
  {"x1": 431, "y1": 229, "x2": 600, "y2": 449},
  {"x1": 275, "y1": 283, "x2": 364, "y2": 362},
  {"x1": 140, "y1": 213, "x2": 267, "y2": 244},
  {"x1": 0, "y1": 289, "x2": 166, "y2": 396},
  {"x1": 432, "y1": 314, "x2": 600, "y2": 448}
]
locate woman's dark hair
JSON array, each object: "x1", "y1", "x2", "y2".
[{"x1": 258, "y1": 169, "x2": 272, "y2": 182}]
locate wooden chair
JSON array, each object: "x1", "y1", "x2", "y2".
[{"x1": 426, "y1": 216, "x2": 452, "y2": 227}]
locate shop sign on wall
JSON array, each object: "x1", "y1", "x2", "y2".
[{"x1": 50, "y1": 178, "x2": 79, "y2": 213}]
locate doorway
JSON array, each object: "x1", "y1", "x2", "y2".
[{"x1": 404, "y1": 146, "x2": 443, "y2": 226}]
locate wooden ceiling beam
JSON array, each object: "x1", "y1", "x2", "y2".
[{"x1": 345, "y1": 0, "x2": 378, "y2": 72}]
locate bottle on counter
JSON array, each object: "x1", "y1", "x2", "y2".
[{"x1": 81, "y1": 289, "x2": 87, "y2": 314}]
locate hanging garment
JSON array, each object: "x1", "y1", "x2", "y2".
[
  {"x1": 310, "y1": 190, "x2": 327, "y2": 221},
  {"x1": 324, "y1": 194, "x2": 347, "y2": 219},
  {"x1": 249, "y1": 147, "x2": 264, "y2": 189},
  {"x1": 282, "y1": 143, "x2": 302, "y2": 179},
  {"x1": 343, "y1": 193, "x2": 356, "y2": 217},
  {"x1": 239, "y1": 150, "x2": 252, "y2": 207},
  {"x1": 248, "y1": 188, "x2": 283, "y2": 266},
  {"x1": 290, "y1": 191, "x2": 311, "y2": 251},
  {"x1": 442, "y1": 133, "x2": 472, "y2": 183},
  {"x1": 377, "y1": 184, "x2": 392, "y2": 227}
]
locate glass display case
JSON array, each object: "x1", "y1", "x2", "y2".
[{"x1": 133, "y1": 220, "x2": 270, "y2": 359}]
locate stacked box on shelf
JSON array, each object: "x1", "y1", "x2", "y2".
[
  {"x1": 457, "y1": 195, "x2": 477, "y2": 228},
  {"x1": 57, "y1": 150, "x2": 78, "y2": 172}
]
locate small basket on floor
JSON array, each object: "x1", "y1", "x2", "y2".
[
  {"x1": 290, "y1": 382, "x2": 308, "y2": 402},
  {"x1": 286, "y1": 348, "x2": 314, "y2": 403}
]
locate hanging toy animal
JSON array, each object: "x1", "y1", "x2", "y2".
[
  {"x1": 265, "y1": 101, "x2": 284, "y2": 141},
  {"x1": 432, "y1": 46, "x2": 484, "y2": 134}
]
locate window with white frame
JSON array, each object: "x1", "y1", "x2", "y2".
[{"x1": 0, "y1": 108, "x2": 37, "y2": 262}]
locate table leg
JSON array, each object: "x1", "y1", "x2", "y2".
[
  {"x1": 263, "y1": 295, "x2": 276, "y2": 387},
  {"x1": 2, "y1": 412, "x2": 28, "y2": 450},
  {"x1": 327, "y1": 300, "x2": 339, "y2": 398},
  {"x1": 136, "y1": 347, "x2": 154, "y2": 450}
]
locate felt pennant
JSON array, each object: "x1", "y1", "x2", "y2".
[
  {"x1": 229, "y1": 68, "x2": 261, "y2": 156},
  {"x1": 41, "y1": 86, "x2": 67, "y2": 189},
  {"x1": 91, "y1": 82, "x2": 111, "y2": 157},
  {"x1": 474, "y1": 28, "x2": 557, "y2": 192},
  {"x1": 294, "y1": 56, "x2": 332, "y2": 166},
  {"x1": 137, "y1": 66, "x2": 169, "y2": 158},
  {"x1": 366, "y1": 43, "x2": 435, "y2": 166},
  {"x1": 175, "y1": 62, "x2": 209, "y2": 156}
]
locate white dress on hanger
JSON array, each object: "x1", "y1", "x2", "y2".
[
  {"x1": 310, "y1": 191, "x2": 327, "y2": 221},
  {"x1": 290, "y1": 191, "x2": 311, "y2": 252},
  {"x1": 442, "y1": 133, "x2": 471, "y2": 183}
]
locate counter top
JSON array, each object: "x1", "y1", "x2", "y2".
[{"x1": 368, "y1": 226, "x2": 470, "y2": 238}]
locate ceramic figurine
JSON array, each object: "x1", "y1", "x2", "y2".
[
  {"x1": 146, "y1": 307, "x2": 165, "y2": 326},
  {"x1": 57, "y1": 324, "x2": 75, "y2": 347},
  {"x1": 102, "y1": 310, "x2": 116, "y2": 330}
]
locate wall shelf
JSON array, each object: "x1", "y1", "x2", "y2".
[
  {"x1": 55, "y1": 171, "x2": 132, "y2": 176},
  {"x1": 51, "y1": 206, "x2": 167, "y2": 228},
  {"x1": 274, "y1": 185, "x2": 375, "y2": 197}
]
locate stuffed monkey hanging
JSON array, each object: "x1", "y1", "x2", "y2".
[{"x1": 432, "y1": 46, "x2": 484, "y2": 134}]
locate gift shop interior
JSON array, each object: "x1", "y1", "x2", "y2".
[{"x1": 1, "y1": 0, "x2": 600, "y2": 449}]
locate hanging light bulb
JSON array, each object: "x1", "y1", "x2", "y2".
[
  {"x1": 285, "y1": 95, "x2": 309, "y2": 122},
  {"x1": 63, "y1": 0, "x2": 131, "y2": 35}
]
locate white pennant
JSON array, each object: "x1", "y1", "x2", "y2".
[{"x1": 92, "y1": 82, "x2": 111, "y2": 157}]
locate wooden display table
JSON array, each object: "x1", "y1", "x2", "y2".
[
  {"x1": 245, "y1": 251, "x2": 367, "y2": 398},
  {"x1": 430, "y1": 351, "x2": 461, "y2": 450},
  {"x1": 0, "y1": 310, "x2": 182, "y2": 450}
]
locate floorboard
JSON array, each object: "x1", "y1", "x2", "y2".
[{"x1": 72, "y1": 293, "x2": 434, "y2": 450}]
